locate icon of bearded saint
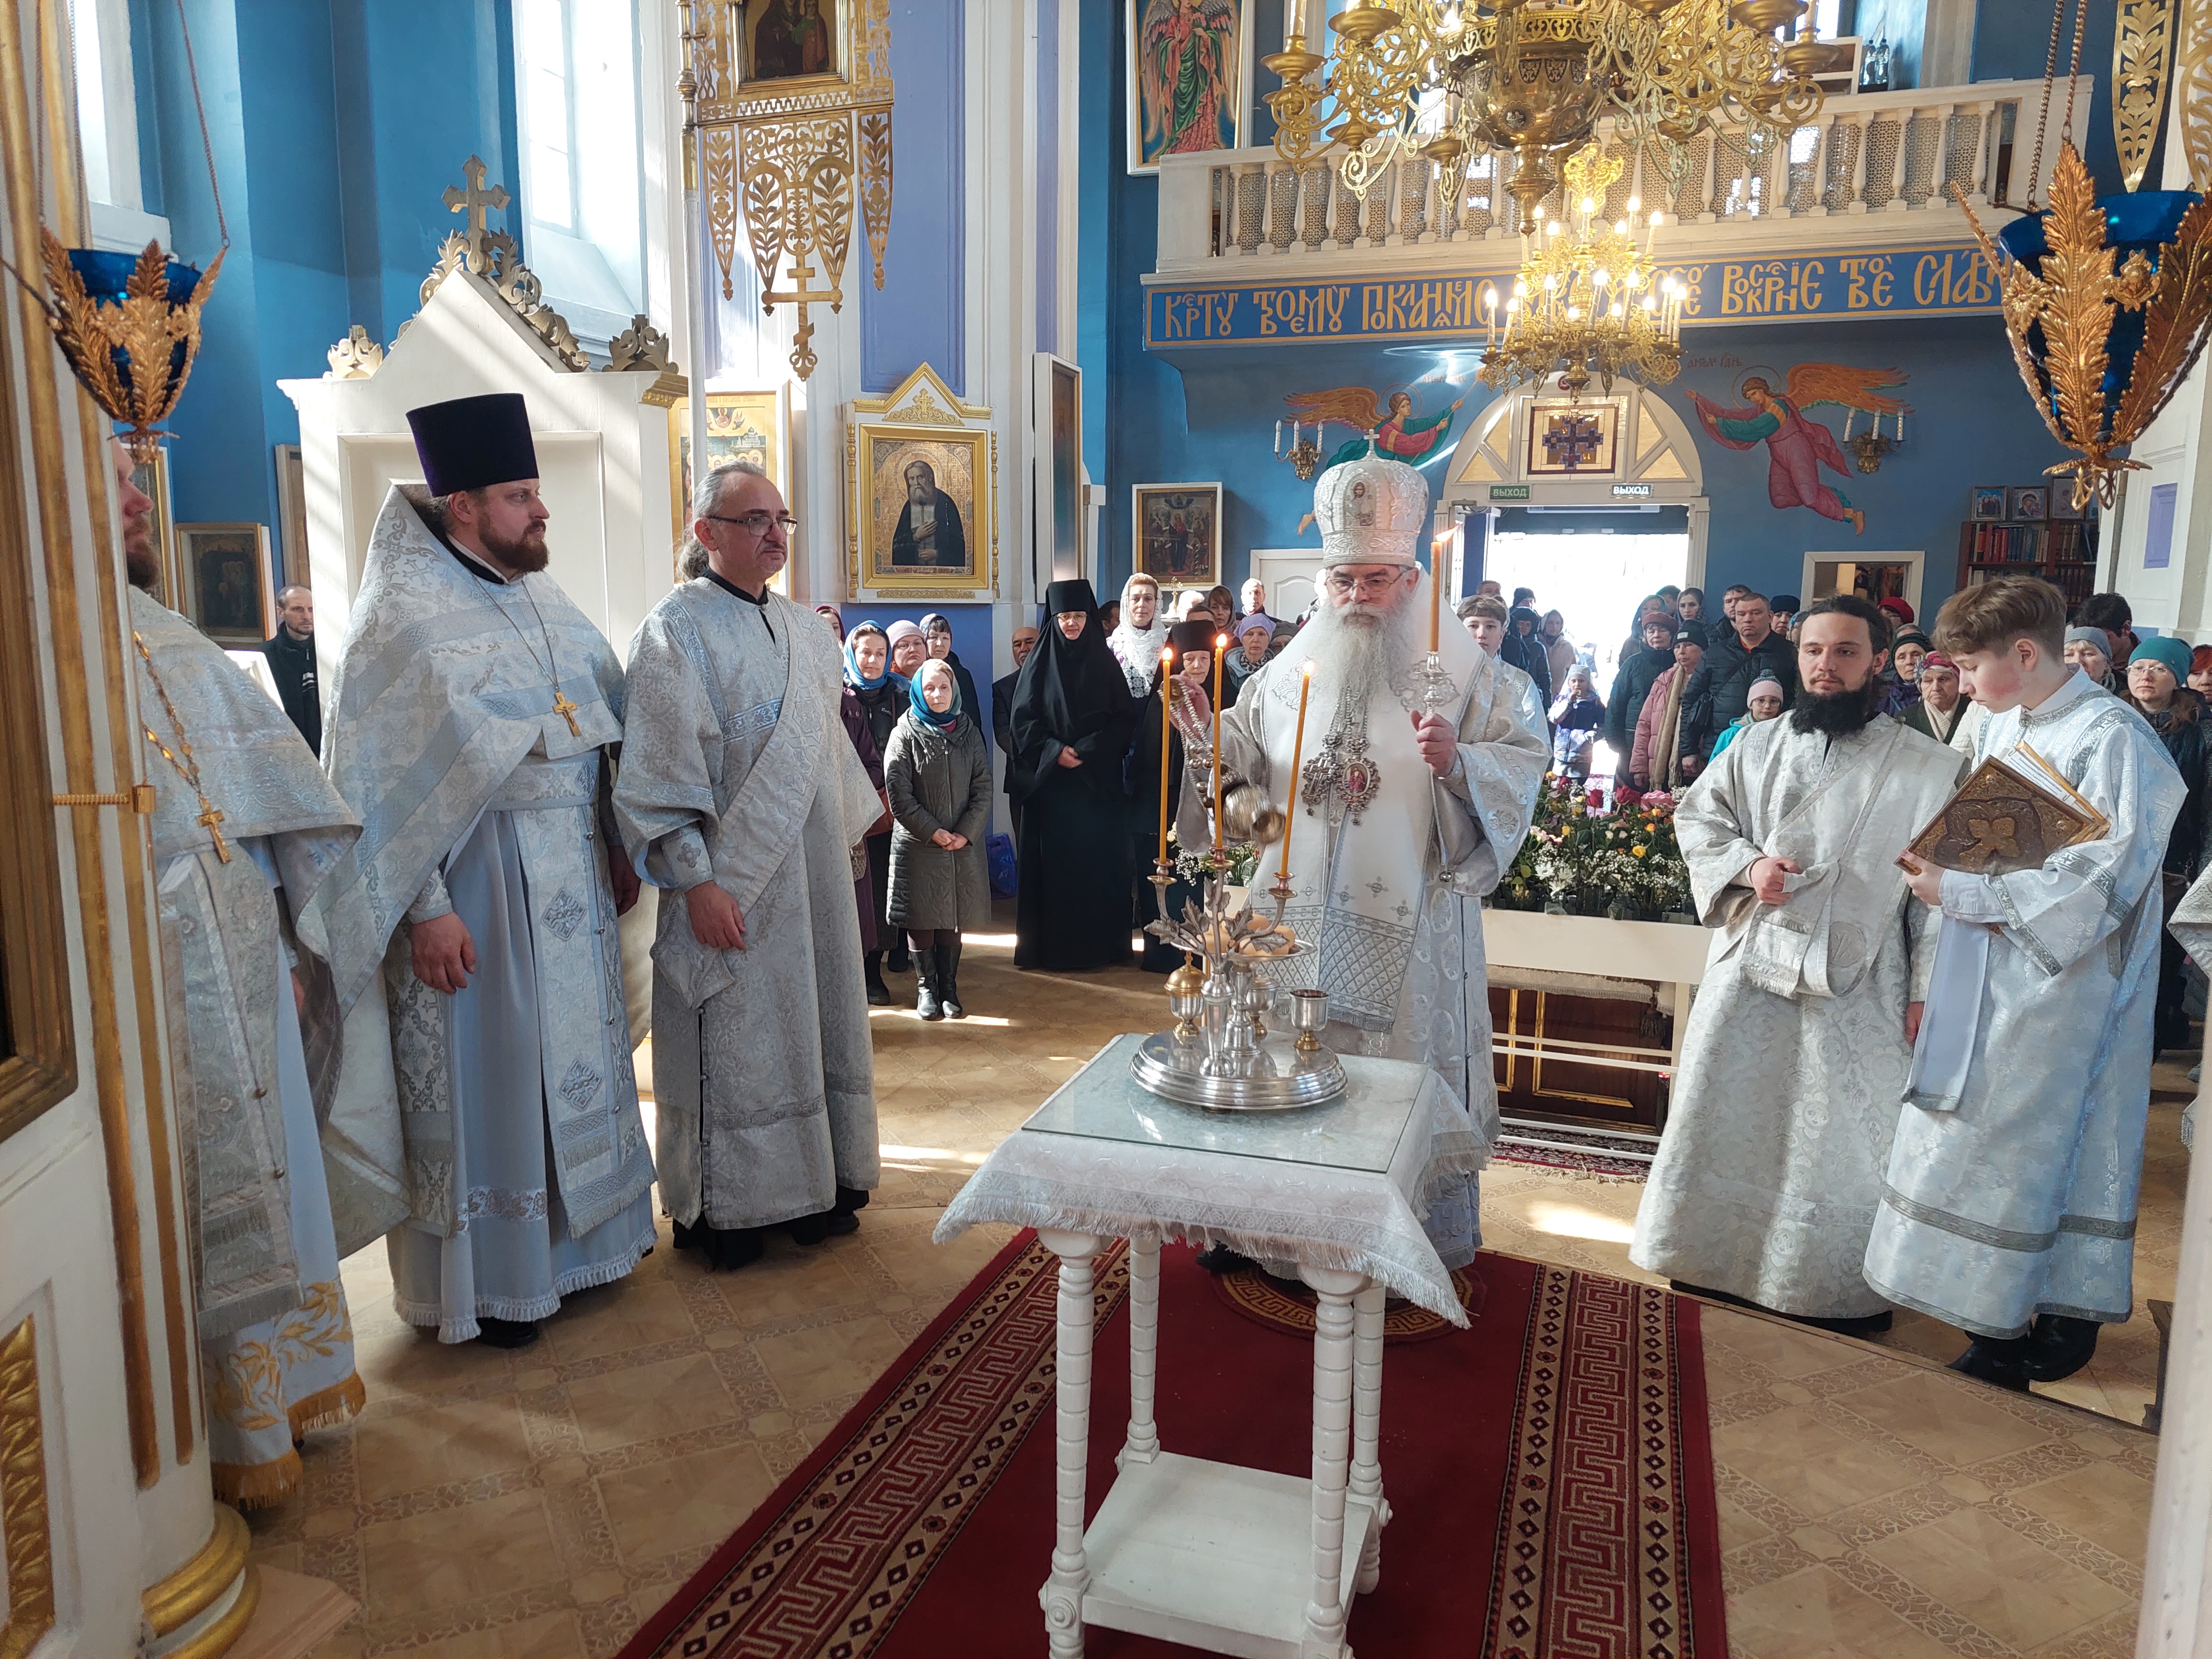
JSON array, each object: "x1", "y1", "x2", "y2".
[{"x1": 1687, "y1": 362, "x2": 1909, "y2": 536}]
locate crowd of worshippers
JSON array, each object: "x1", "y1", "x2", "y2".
[{"x1": 825, "y1": 573, "x2": 1295, "y2": 1005}]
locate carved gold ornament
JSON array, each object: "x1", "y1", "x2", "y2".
[
  {"x1": 2182, "y1": 0, "x2": 2212, "y2": 193},
  {"x1": 326, "y1": 323, "x2": 384, "y2": 379},
  {"x1": 34, "y1": 233, "x2": 221, "y2": 466},
  {"x1": 1268, "y1": 0, "x2": 1825, "y2": 230},
  {"x1": 1958, "y1": 143, "x2": 2212, "y2": 508},
  {"x1": 0, "y1": 1315, "x2": 54, "y2": 1659},
  {"x1": 2115, "y1": 0, "x2": 2177, "y2": 191},
  {"x1": 410, "y1": 155, "x2": 589, "y2": 371},
  {"x1": 605, "y1": 314, "x2": 676, "y2": 373},
  {"x1": 680, "y1": 0, "x2": 894, "y2": 381}
]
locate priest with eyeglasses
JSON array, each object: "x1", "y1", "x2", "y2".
[
  {"x1": 614, "y1": 459, "x2": 884, "y2": 1272},
  {"x1": 311, "y1": 393, "x2": 655, "y2": 1349}
]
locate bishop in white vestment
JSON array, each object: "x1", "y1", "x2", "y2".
[
  {"x1": 1218, "y1": 453, "x2": 1550, "y2": 1266},
  {"x1": 615, "y1": 461, "x2": 883, "y2": 1271},
  {"x1": 123, "y1": 449, "x2": 369, "y2": 1504},
  {"x1": 1873, "y1": 577, "x2": 2183, "y2": 1387},
  {"x1": 1631, "y1": 597, "x2": 1964, "y2": 1329},
  {"x1": 312, "y1": 395, "x2": 655, "y2": 1347}
]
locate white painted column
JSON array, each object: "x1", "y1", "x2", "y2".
[
  {"x1": 1300, "y1": 1263, "x2": 1367, "y2": 1658},
  {"x1": 1123, "y1": 1233, "x2": 1162, "y2": 1465},
  {"x1": 1039, "y1": 1228, "x2": 1102, "y2": 1657},
  {"x1": 2136, "y1": 1075, "x2": 2212, "y2": 1657}
]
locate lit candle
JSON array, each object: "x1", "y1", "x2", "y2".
[
  {"x1": 1212, "y1": 634, "x2": 1228, "y2": 850},
  {"x1": 1279, "y1": 660, "x2": 1315, "y2": 881},
  {"x1": 1157, "y1": 646, "x2": 1175, "y2": 867},
  {"x1": 1428, "y1": 539, "x2": 1442, "y2": 654}
]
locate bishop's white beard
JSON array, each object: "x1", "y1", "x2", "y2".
[{"x1": 1299, "y1": 585, "x2": 1421, "y2": 713}]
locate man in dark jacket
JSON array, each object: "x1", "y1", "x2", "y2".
[
  {"x1": 1501, "y1": 605, "x2": 1553, "y2": 711},
  {"x1": 258, "y1": 584, "x2": 321, "y2": 754},
  {"x1": 1705, "y1": 590, "x2": 1799, "y2": 726},
  {"x1": 1604, "y1": 609, "x2": 1679, "y2": 785},
  {"x1": 992, "y1": 622, "x2": 1041, "y2": 838}
]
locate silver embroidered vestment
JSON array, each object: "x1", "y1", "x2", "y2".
[
  {"x1": 311, "y1": 487, "x2": 654, "y2": 1342},
  {"x1": 614, "y1": 581, "x2": 883, "y2": 1231},
  {"x1": 1217, "y1": 611, "x2": 1550, "y2": 1266},
  {"x1": 133, "y1": 587, "x2": 367, "y2": 1502},
  {"x1": 1630, "y1": 714, "x2": 1963, "y2": 1319},
  {"x1": 1866, "y1": 670, "x2": 2184, "y2": 1338}
]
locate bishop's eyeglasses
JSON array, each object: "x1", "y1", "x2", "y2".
[
  {"x1": 1324, "y1": 569, "x2": 1404, "y2": 598},
  {"x1": 703, "y1": 510, "x2": 800, "y2": 536}
]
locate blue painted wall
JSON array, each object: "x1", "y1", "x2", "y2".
[
  {"x1": 140, "y1": 0, "x2": 518, "y2": 530},
  {"x1": 860, "y1": 0, "x2": 964, "y2": 395},
  {"x1": 1971, "y1": 0, "x2": 2123, "y2": 193}
]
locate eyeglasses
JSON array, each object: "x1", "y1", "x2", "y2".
[
  {"x1": 1324, "y1": 570, "x2": 1403, "y2": 597},
  {"x1": 703, "y1": 511, "x2": 799, "y2": 536}
]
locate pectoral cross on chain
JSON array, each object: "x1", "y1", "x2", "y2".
[
  {"x1": 551, "y1": 688, "x2": 582, "y2": 737},
  {"x1": 197, "y1": 802, "x2": 231, "y2": 864}
]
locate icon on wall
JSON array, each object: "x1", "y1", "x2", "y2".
[
  {"x1": 1687, "y1": 363, "x2": 1910, "y2": 536},
  {"x1": 1127, "y1": 0, "x2": 1252, "y2": 173},
  {"x1": 1283, "y1": 383, "x2": 1465, "y2": 475},
  {"x1": 1132, "y1": 483, "x2": 1222, "y2": 586}
]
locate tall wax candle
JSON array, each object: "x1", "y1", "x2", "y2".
[
  {"x1": 1211, "y1": 634, "x2": 1227, "y2": 849},
  {"x1": 1156, "y1": 647, "x2": 1174, "y2": 865},
  {"x1": 1279, "y1": 660, "x2": 1314, "y2": 881},
  {"x1": 1428, "y1": 542, "x2": 1442, "y2": 654}
]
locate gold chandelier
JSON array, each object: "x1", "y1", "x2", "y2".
[
  {"x1": 1476, "y1": 145, "x2": 1685, "y2": 398},
  {"x1": 1265, "y1": 0, "x2": 1828, "y2": 233}
]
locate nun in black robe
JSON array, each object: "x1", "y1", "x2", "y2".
[{"x1": 1011, "y1": 579, "x2": 1139, "y2": 970}]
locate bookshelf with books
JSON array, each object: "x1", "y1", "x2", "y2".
[{"x1": 1956, "y1": 516, "x2": 2098, "y2": 606}]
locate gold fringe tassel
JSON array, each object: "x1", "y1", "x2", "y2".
[
  {"x1": 287, "y1": 1370, "x2": 365, "y2": 1436},
  {"x1": 211, "y1": 1448, "x2": 302, "y2": 1509}
]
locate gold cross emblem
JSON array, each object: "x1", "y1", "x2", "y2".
[
  {"x1": 197, "y1": 802, "x2": 231, "y2": 864},
  {"x1": 763, "y1": 258, "x2": 842, "y2": 380},
  {"x1": 551, "y1": 688, "x2": 581, "y2": 737},
  {"x1": 442, "y1": 155, "x2": 510, "y2": 270}
]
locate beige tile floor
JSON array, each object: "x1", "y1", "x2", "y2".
[{"x1": 254, "y1": 925, "x2": 2174, "y2": 1658}]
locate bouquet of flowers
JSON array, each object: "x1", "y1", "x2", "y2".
[{"x1": 1492, "y1": 780, "x2": 1694, "y2": 918}]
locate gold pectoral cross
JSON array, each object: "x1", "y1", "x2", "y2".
[
  {"x1": 197, "y1": 800, "x2": 232, "y2": 864},
  {"x1": 552, "y1": 688, "x2": 581, "y2": 737}
]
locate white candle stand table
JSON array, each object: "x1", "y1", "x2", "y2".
[{"x1": 932, "y1": 1032, "x2": 1484, "y2": 1659}]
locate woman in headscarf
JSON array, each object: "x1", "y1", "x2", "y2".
[
  {"x1": 2064, "y1": 625, "x2": 2120, "y2": 693},
  {"x1": 885, "y1": 658, "x2": 993, "y2": 1021},
  {"x1": 1106, "y1": 572, "x2": 1168, "y2": 698},
  {"x1": 1225, "y1": 612, "x2": 1273, "y2": 700},
  {"x1": 918, "y1": 611, "x2": 981, "y2": 727},
  {"x1": 844, "y1": 621, "x2": 910, "y2": 997},
  {"x1": 1132, "y1": 619, "x2": 1221, "y2": 971},
  {"x1": 1010, "y1": 579, "x2": 1139, "y2": 970},
  {"x1": 886, "y1": 618, "x2": 928, "y2": 682},
  {"x1": 1880, "y1": 627, "x2": 1931, "y2": 717}
]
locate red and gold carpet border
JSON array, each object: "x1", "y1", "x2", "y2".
[
  {"x1": 1485, "y1": 1263, "x2": 1722, "y2": 1659},
  {"x1": 622, "y1": 1231, "x2": 1129, "y2": 1659}
]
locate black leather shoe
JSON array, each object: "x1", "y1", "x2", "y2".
[
  {"x1": 938, "y1": 941, "x2": 965, "y2": 1019},
  {"x1": 864, "y1": 951, "x2": 893, "y2": 1006},
  {"x1": 1194, "y1": 1245, "x2": 1261, "y2": 1275},
  {"x1": 2020, "y1": 1313, "x2": 2101, "y2": 1382},
  {"x1": 475, "y1": 1316, "x2": 541, "y2": 1349},
  {"x1": 788, "y1": 1207, "x2": 861, "y2": 1246},
  {"x1": 674, "y1": 1218, "x2": 766, "y2": 1270},
  {"x1": 1949, "y1": 1334, "x2": 2035, "y2": 1392}
]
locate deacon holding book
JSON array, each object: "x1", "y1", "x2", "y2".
[
  {"x1": 1876, "y1": 575, "x2": 2184, "y2": 1390},
  {"x1": 314, "y1": 394, "x2": 656, "y2": 1348},
  {"x1": 1631, "y1": 594, "x2": 1966, "y2": 1332}
]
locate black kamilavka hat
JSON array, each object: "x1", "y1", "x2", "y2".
[{"x1": 406, "y1": 393, "x2": 539, "y2": 496}]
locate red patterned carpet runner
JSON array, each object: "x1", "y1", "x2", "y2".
[{"x1": 625, "y1": 1239, "x2": 1726, "y2": 1659}]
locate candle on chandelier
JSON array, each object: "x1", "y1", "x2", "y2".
[
  {"x1": 1157, "y1": 646, "x2": 1175, "y2": 867},
  {"x1": 1211, "y1": 634, "x2": 1228, "y2": 850},
  {"x1": 1279, "y1": 660, "x2": 1315, "y2": 881},
  {"x1": 1275, "y1": 419, "x2": 1284, "y2": 456}
]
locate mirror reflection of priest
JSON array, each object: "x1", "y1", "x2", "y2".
[{"x1": 889, "y1": 460, "x2": 968, "y2": 569}]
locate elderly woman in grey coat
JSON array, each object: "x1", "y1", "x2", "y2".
[{"x1": 884, "y1": 657, "x2": 994, "y2": 1020}]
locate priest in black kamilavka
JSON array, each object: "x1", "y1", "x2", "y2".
[{"x1": 1010, "y1": 578, "x2": 1139, "y2": 970}]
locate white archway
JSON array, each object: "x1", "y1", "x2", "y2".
[{"x1": 1442, "y1": 386, "x2": 1710, "y2": 589}]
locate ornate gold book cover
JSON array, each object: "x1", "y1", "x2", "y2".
[{"x1": 1906, "y1": 754, "x2": 2109, "y2": 876}]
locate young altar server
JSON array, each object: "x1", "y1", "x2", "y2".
[
  {"x1": 615, "y1": 458, "x2": 884, "y2": 1271},
  {"x1": 121, "y1": 444, "x2": 372, "y2": 1503},
  {"x1": 1880, "y1": 575, "x2": 2184, "y2": 1389},
  {"x1": 315, "y1": 393, "x2": 655, "y2": 1348},
  {"x1": 1630, "y1": 595, "x2": 1965, "y2": 1333}
]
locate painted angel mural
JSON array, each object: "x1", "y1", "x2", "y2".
[
  {"x1": 1286, "y1": 384, "x2": 1466, "y2": 474},
  {"x1": 1687, "y1": 364, "x2": 1910, "y2": 536},
  {"x1": 1138, "y1": 0, "x2": 1240, "y2": 162}
]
